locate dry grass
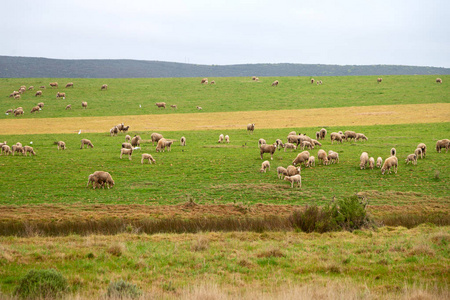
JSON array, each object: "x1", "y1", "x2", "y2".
[{"x1": 1, "y1": 103, "x2": 449, "y2": 135}]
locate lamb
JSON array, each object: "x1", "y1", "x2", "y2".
[
  {"x1": 120, "y1": 148, "x2": 133, "y2": 160},
  {"x1": 5, "y1": 109, "x2": 13, "y2": 114},
  {"x1": 125, "y1": 135, "x2": 131, "y2": 142},
  {"x1": 197, "y1": 106, "x2": 202, "y2": 110},
  {"x1": 286, "y1": 165, "x2": 301, "y2": 176},
  {"x1": 156, "y1": 138, "x2": 168, "y2": 152},
  {"x1": 311, "y1": 139, "x2": 322, "y2": 147},
  {"x1": 37, "y1": 102, "x2": 44, "y2": 108},
  {"x1": 247, "y1": 123, "x2": 255, "y2": 134},
  {"x1": 405, "y1": 154, "x2": 417, "y2": 165},
  {"x1": 284, "y1": 175, "x2": 302, "y2": 188},
  {"x1": 414, "y1": 148, "x2": 423, "y2": 159},
  {"x1": 225, "y1": 135, "x2": 230, "y2": 143},
  {"x1": 288, "y1": 131, "x2": 296, "y2": 136},
  {"x1": 355, "y1": 133, "x2": 368, "y2": 141},
  {"x1": 35, "y1": 90, "x2": 42, "y2": 97},
  {"x1": 297, "y1": 134, "x2": 313, "y2": 146},
  {"x1": 122, "y1": 142, "x2": 133, "y2": 150},
  {"x1": 330, "y1": 132, "x2": 343, "y2": 144},
  {"x1": 311, "y1": 78, "x2": 315, "y2": 84},
  {"x1": 377, "y1": 78, "x2": 382, "y2": 83},
  {"x1": 16, "y1": 142, "x2": 22, "y2": 147},
  {"x1": 141, "y1": 153, "x2": 156, "y2": 164},
  {"x1": 287, "y1": 134, "x2": 300, "y2": 144},
  {"x1": 328, "y1": 151, "x2": 339, "y2": 164},
  {"x1": 122, "y1": 126, "x2": 130, "y2": 132},
  {"x1": 301, "y1": 141, "x2": 313, "y2": 150},
  {"x1": 319, "y1": 128, "x2": 327, "y2": 140},
  {"x1": 252, "y1": 76, "x2": 256, "y2": 81},
  {"x1": 390, "y1": 148, "x2": 396, "y2": 157},
  {"x1": 0, "y1": 141, "x2": 6, "y2": 149},
  {"x1": 155, "y1": 102, "x2": 166, "y2": 109},
  {"x1": 218, "y1": 134, "x2": 224, "y2": 143},
  {"x1": 180, "y1": 136, "x2": 186, "y2": 146},
  {"x1": 271, "y1": 80, "x2": 279, "y2": 86},
  {"x1": 80, "y1": 139, "x2": 94, "y2": 149},
  {"x1": 82, "y1": 102, "x2": 88, "y2": 109},
  {"x1": 417, "y1": 143, "x2": 427, "y2": 157},
  {"x1": 23, "y1": 146, "x2": 36, "y2": 156},
  {"x1": 164, "y1": 140, "x2": 174, "y2": 152},
  {"x1": 255, "y1": 78, "x2": 259, "y2": 81},
  {"x1": 1, "y1": 145, "x2": 12, "y2": 155},
  {"x1": 12, "y1": 145, "x2": 24, "y2": 156},
  {"x1": 57, "y1": 141, "x2": 66, "y2": 150},
  {"x1": 110, "y1": 126, "x2": 119, "y2": 136},
  {"x1": 65, "y1": 104, "x2": 71, "y2": 110},
  {"x1": 9, "y1": 91, "x2": 19, "y2": 97},
  {"x1": 86, "y1": 171, "x2": 114, "y2": 189},
  {"x1": 170, "y1": 105, "x2": 177, "y2": 109},
  {"x1": 65, "y1": 82, "x2": 74, "y2": 88},
  {"x1": 258, "y1": 138, "x2": 266, "y2": 147},
  {"x1": 260, "y1": 143, "x2": 277, "y2": 160},
  {"x1": 151, "y1": 133, "x2": 164, "y2": 145},
  {"x1": 306, "y1": 156, "x2": 315, "y2": 167},
  {"x1": 344, "y1": 130, "x2": 357, "y2": 141},
  {"x1": 131, "y1": 135, "x2": 141, "y2": 147},
  {"x1": 276, "y1": 166, "x2": 288, "y2": 179},
  {"x1": 14, "y1": 94, "x2": 21, "y2": 100},
  {"x1": 49, "y1": 82, "x2": 58, "y2": 88},
  {"x1": 56, "y1": 92, "x2": 66, "y2": 98},
  {"x1": 30, "y1": 106, "x2": 40, "y2": 113},
  {"x1": 292, "y1": 151, "x2": 310, "y2": 166},
  {"x1": 201, "y1": 78, "x2": 208, "y2": 84},
  {"x1": 436, "y1": 139, "x2": 450, "y2": 153},
  {"x1": 317, "y1": 149, "x2": 329, "y2": 165},
  {"x1": 381, "y1": 156, "x2": 398, "y2": 175},
  {"x1": 101, "y1": 84, "x2": 108, "y2": 90},
  {"x1": 14, "y1": 108, "x2": 24, "y2": 116},
  {"x1": 369, "y1": 157, "x2": 375, "y2": 169},
  {"x1": 376, "y1": 157, "x2": 383, "y2": 168},
  {"x1": 210, "y1": 80, "x2": 215, "y2": 84},
  {"x1": 275, "y1": 139, "x2": 284, "y2": 149},
  {"x1": 316, "y1": 132, "x2": 320, "y2": 140},
  {"x1": 436, "y1": 78, "x2": 442, "y2": 84},
  {"x1": 360, "y1": 152, "x2": 369, "y2": 169},
  {"x1": 283, "y1": 143, "x2": 297, "y2": 152},
  {"x1": 28, "y1": 86, "x2": 34, "y2": 90},
  {"x1": 260, "y1": 160, "x2": 270, "y2": 173}
]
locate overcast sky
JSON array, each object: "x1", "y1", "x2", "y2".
[{"x1": 2, "y1": 0, "x2": 449, "y2": 67}]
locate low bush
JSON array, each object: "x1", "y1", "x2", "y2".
[
  {"x1": 14, "y1": 268, "x2": 68, "y2": 299},
  {"x1": 106, "y1": 280, "x2": 142, "y2": 299}
]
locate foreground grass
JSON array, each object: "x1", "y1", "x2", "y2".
[
  {"x1": 0, "y1": 225, "x2": 448, "y2": 298},
  {"x1": 1, "y1": 75, "x2": 448, "y2": 119}
]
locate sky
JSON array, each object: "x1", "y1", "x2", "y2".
[{"x1": 2, "y1": 0, "x2": 450, "y2": 67}]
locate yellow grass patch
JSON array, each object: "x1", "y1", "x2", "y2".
[{"x1": 1, "y1": 103, "x2": 449, "y2": 135}]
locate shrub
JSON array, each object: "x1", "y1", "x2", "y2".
[
  {"x1": 14, "y1": 268, "x2": 68, "y2": 299},
  {"x1": 106, "y1": 280, "x2": 142, "y2": 299}
]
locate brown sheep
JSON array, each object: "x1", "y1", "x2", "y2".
[
  {"x1": 65, "y1": 104, "x2": 72, "y2": 110},
  {"x1": 417, "y1": 143, "x2": 427, "y2": 157},
  {"x1": 201, "y1": 78, "x2": 208, "y2": 84},
  {"x1": 344, "y1": 130, "x2": 357, "y2": 141},
  {"x1": 56, "y1": 92, "x2": 66, "y2": 98},
  {"x1": 311, "y1": 139, "x2": 322, "y2": 147},
  {"x1": 306, "y1": 156, "x2": 315, "y2": 167},
  {"x1": 292, "y1": 151, "x2": 310, "y2": 166},
  {"x1": 87, "y1": 171, "x2": 114, "y2": 189},
  {"x1": 180, "y1": 136, "x2": 186, "y2": 146},
  {"x1": 80, "y1": 139, "x2": 94, "y2": 149},
  {"x1": 260, "y1": 143, "x2": 277, "y2": 160},
  {"x1": 23, "y1": 146, "x2": 36, "y2": 156},
  {"x1": 315, "y1": 131, "x2": 320, "y2": 140},
  {"x1": 65, "y1": 82, "x2": 74, "y2": 88},
  {"x1": 377, "y1": 78, "x2": 382, "y2": 83},
  {"x1": 330, "y1": 132, "x2": 343, "y2": 144},
  {"x1": 82, "y1": 102, "x2": 88, "y2": 109},
  {"x1": 164, "y1": 140, "x2": 174, "y2": 152},
  {"x1": 247, "y1": 123, "x2": 255, "y2": 134},
  {"x1": 155, "y1": 102, "x2": 166, "y2": 109},
  {"x1": 436, "y1": 78, "x2": 442, "y2": 84},
  {"x1": 37, "y1": 102, "x2": 44, "y2": 108},
  {"x1": 101, "y1": 84, "x2": 108, "y2": 90},
  {"x1": 170, "y1": 104, "x2": 177, "y2": 109},
  {"x1": 271, "y1": 80, "x2": 279, "y2": 86},
  {"x1": 49, "y1": 82, "x2": 58, "y2": 88},
  {"x1": 151, "y1": 133, "x2": 164, "y2": 145},
  {"x1": 35, "y1": 90, "x2": 43, "y2": 97},
  {"x1": 381, "y1": 156, "x2": 398, "y2": 175},
  {"x1": 30, "y1": 106, "x2": 40, "y2": 113},
  {"x1": 120, "y1": 148, "x2": 133, "y2": 160},
  {"x1": 9, "y1": 91, "x2": 19, "y2": 97},
  {"x1": 275, "y1": 139, "x2": 284, "y2": 149},
  {"x1": 436, "y1": 139, "x2": 450, "y2": 153},
  {"x1": 141, "y1": 153, "x2": 156, "y2": 164},
  {"x1": 57, "y1": 141, "x2": 66, "y2": 150},
  {"x1": 131, "y1": 135, "x2": 141, "y2": 147}
]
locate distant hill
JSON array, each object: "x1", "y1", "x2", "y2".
[{"x1": 1, "y1": 56, "x2": 449, "y2": 78}]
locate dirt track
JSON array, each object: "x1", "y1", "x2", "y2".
[{"x1": 1, "y1": 103, "x2": 449, "y2": 135}]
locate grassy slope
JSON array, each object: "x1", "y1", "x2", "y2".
[{"x1": 1, "y1": 75, "x2": 449, "y2": 119}]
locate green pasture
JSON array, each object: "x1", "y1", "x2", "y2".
[
  {"x1": 1, "y1": 75, "x2": 448, "y2": 119},
  {"x1": 1, "y1": 122, "x2": 448, "y2": 206}
]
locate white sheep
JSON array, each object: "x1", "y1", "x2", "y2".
[
  {"x1": 292, "y1": 151, "x2": 310, "y2": 166},
  {"x1": 306, "y1": 156, "x2": 315, "y2": 168},
  {"x1": 284, "y1": 175, "x2": 301, "y2": 188},
  {"x1": 369, "y1": 157, "x2": 375, "y2": 169},
  {"x1": 258, "y1": 138, "x2": 266, "y2": 147},
  {"x1": 141, "y1": 153, "x2": 156, "y2": 164},
  {"x1": 436, "y1": 139, "x2": 450, "y2": 153},
  {"x1": 122, "y1": 143, "x2": 133, "y2": 150},
  {"x1": 381, "y1": 156, "x2": 398, "y2": 175},
  {"x1": 317, "y1": 149, "x2": 329, "y2": 165},
  {"x1": 180, "y1": 136, "x2": 186, "y2": 146},
  {"x1": 275, "y1": 139, "x2": 284, "y2": 149},
  {"x1": 417, "y1": 143, "x2": 427, "y2": 157},
  {"x1": 225, "y1": 135, "x2": 230, "y2": 143},
  {"x1": 328, "y1": 151, "x2": 339, "y2": 164},
  {"x1": 405, "y1": 154, "x2": 417, "y2": 165},
  {"x1": 286, "y1": 165, "x2": 301, "y2": 176},
  {"x1": 276, "y1": 166, "x2": 288, "y2": 179},
  {"x1": 355, "y1": 133, "x2": 368, "y2": 141},
  {"x1": 260, "y1": 143, "x2": 277, "y2": 160},
  {"x1": 247, "y1": 123, "x2": 255, "y2": 134},
  {"x1": 283, "y1": 143, "x2": 297, "y2": 152},
  {"x1": 414, "y1": 148, "x2": 423, "y2": 159},
  {"x1": 120, "y1": 148, "x2": 133, "y2": 160},
  {"x1": 330, "y1": 132, "x2": 343, "y2": 144},
  {"x1": 260, "y1": 160, "x2": 270, "y2": 173},
  {"x1": 390, "y1": 148, "x2": 397, "y2": 157},
  {"x1": 218, "y1": 134, "x2": 224, "y2": 143},
  {"x1": 360, "y1": 152, "x2": 369, "y2": 169},
  {"x1": 376, "y1": 157, "x2": 383, "y2": 168},
  {"x1": 57, "y1": 141, "x2": 66, "y2": 150},
  {"x1": 125, "y1": 135, "x2": 131, "y2": 142}
]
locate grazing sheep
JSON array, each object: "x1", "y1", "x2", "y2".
[
  {"x1": 87, "y1": 171, "x2": 114, "y2": 189},
  {"x1": 369, "y1": 157, "x2": 375, "y2": 169},
  {"x1": 301, "y1": 141, "x2": 313, "y2": 150},
  {"x1": 247, "y1": 123, "x2": 255, "y2": 134},
  {"x1": 116, "y1": 123, "x2": 124, "y2": 131},
  {"x1": 101, "y1": 84, "x2": 108, "y2": 90},
  {"x1": 16, "y1": 142, "x2": 22, "y2": 147},
  {"x1": 276, "y1": 166, "x2": 288, "y2": 179},
  {"x1": 131, "y1": 135, "x2": 141, "y2": 147},
  {"x1": 417, "y1": 143, "x2": 427, "y2": 157},
  {"x1": 292, "y1": 151, "x2": 310, "y2": 166},
  {"x1": 377, "y1": 78, "x2": 382, "y2": 83},
  {"x1": 197, "y1": 106, "x2": 202, "y2": 110},
  {"x1": 14, "y1": 108, "x2": 24, "y2": 116},
  {"x1": 210, "y1": 80, "x2": 215, "y2": 84},
  {"x1": 255, "y1": 78, "x2": 259, "y2": 81},
  {"x1": 319, "y1": 128, "x2": 327, "y2": 140},
  {"x1": 30, "y1": 106, "x2": 40, "y2": 113},
  {"x1": 287, "y1": 135, "x2": 299, "y2": 144},
  {"x1": 258, "y1": 138, "x2": 266, "y2": 147},
  {"x1": 328, "y1": 151, "x2": 339, "y2": 164},
  {"x1": 122, "y1": 142, "x2": 133, "y2": 150},
  {"x1": 225, "y1": 135, "x2": 230, "y2": 143},
  {"x1": 296, "y1": 134, "x2": 313, "y2": 147},
  {"x1": 110, "y1": 126, "x2": 119, "y2": 136},
  {"x1": 316, "y1": 131, "x2": 320, "y2": 140},
  {"x1": 311, "y1": 139, "x2": 322, "y2": 147},
  {"x1": 122, "y1": 125, "x2": 130, "y2": 132},
  {"x1": 81, "y1": 102, "x2": 88, "y2": 109},
  {"x1": 311, "y1": 78, "x2": 315, "y2": 84},
  {"x1": 56, "y1": 92, "x2": 66, "y2": 98},
  {"x1": 344, "y1": 130, "x2": 357, "y2": 141},
  {"x1": 436, "y1": 78, "x2": 442, "y2": 84},
  {"x1": 330, "y1": 132, "x2": 343, "y2": 144},
  {"x1": 275, "y1": 139, "x2": 284, "y2": 149},
  {"x1": 120, "y1": 148, "x2": 133, "y2": 160},
  {"x1": 12, "y1": 145, "x2": 24, "y2": 156},
  {"x1": 284, "y1": 142, "x2": 297, "y2": 152},
  {"x1": 164, "y1": 140, "x2": 174, "y2": 152},
  {"x1": 9, "y1": 91, "x2": 18, "y2": 97},
  {"x1": 286, "y1": 165, "x2": 301, "y2": 176},
  {"x1": 151, "y1": 133, "x2": 164, "y2": 145},
  {"x1": 405, "y1": 154, "x2": 417, "y2": 165},
  {"x1": 271, "y1": 80, "x2": 279, "y2": 86},
  {"x1": 436, "y1": 139, "x2": 450, "y2": 153},
  {"x1": 80, "y1": 139, "x2": 94, "y2": 149},
  {"x1": 260, "y1": 160, "x2": 270, "y2": 173},
  {"x1": 284, "y1": 175, "x2": 302, "y2": 188},
  {"x1": 306, "y1": 156, "x2": 315, "y2": 168},
  {"x1": 141, "y1": 153, "x2": 156, "y2": 164},
  {"x1": 218, "y1": 134, "x2": 224, "y2": 143},
  {"x1": 355, "y1": 133, "x2": 368, "y2": 141},
  {"x1": 50, "y1": 82, "x2": 58, "y2": 88},
  {"x1": 35, "y1": 90, "x2": 42, "y2": 97},
  {"x1": 381, "y1": 156, "x2": 398, "y2": 175},
  {"x1": 156, "y1": 138, "x2": 168, "y2": 152},
  {"x1": 155, "y1": 102, "x2": 166, "y2": 109},
  {"x1": 317, "y1": 80, "x2": 323, "y2": 85},
  {"x1": 288, "y1": 131, "x2": 296, "y2": 136},
  {"x1": 390, "y1": 148, "x2": 396, "y2": 157},
  {"x1": 57, "y1": 141, "x2": 66, "y2": 150},
  {"x1": 376, "y1": 157, "x2": 383, "y2": 168},
  {"x1": 37, "y1": 102, "x2": 44, "y2": 108},
  {"x1": 414, "y1": 148, "x2": 423, "y2": 159},
  {"x1": 39, "y1": 86, "x2": 46, "y2": 89},
  {"x1": 201, "y1": 78, "x2": 208, "y2": 84},
  {"x1": 65, "y1": 82, "x2": 74, "y2": 88},
  {"x1": 65, "y1": 104, "x2": 71, "y2": 110},
  {"x1": 14, "y1": 94, "x2": 21, "y2": 100},
  {"x1": 0, "y1": 141, "x2": 6, "y2": 148},
  {"x1": 23, "y1": 146, "x2": 36, "y2": 156},
  {"x1": 125, "y1": 135, "x2": 131, "y2": 142},
  {"x1": 28, "y1": 86, "x2": 34, "y2": 90},
  {"x1": 180, "y1": 136, "x2": 186, "y2": 146},
  {"x1": 5, "y1": 109, "x2": 13, "y2": 114},
  {"x1": 317, "y1": 149, "x2": 329, "y2": 165},
  {"x1": 170, "y1": 104, "x2": 177, "y2": 109},
  {"x1": 260, "y1": 143, "x2": 277, "y2": 160},
  {"x1": 360, "y1": 152, "x2": 369, "y2": 169},
  {"x1": 1, "y1": 145, "x2": 12, "y2": 155}
]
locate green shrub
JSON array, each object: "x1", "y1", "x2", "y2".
[
  {"x1": 106, "y1": 280, "x2": 142, "y2": 299},
  {"x1": 14, "y1": 269, "x2": 68, "y2": 299}
]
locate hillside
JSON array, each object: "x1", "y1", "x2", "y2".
[{"x1": 1, "y1": 55, "x2": 449, "y2": 78}]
